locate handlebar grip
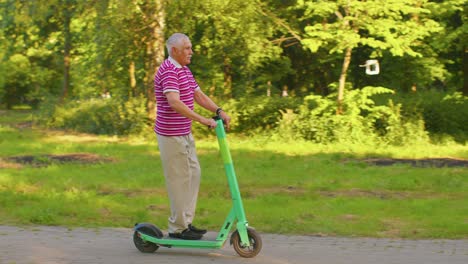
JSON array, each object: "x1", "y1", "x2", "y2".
[
  {"x1": 207, "y1": 115, "x2": 225, "y2": 129},
  {"x1": 213, "y1": 116, "x2": 226, "y2": 124}
]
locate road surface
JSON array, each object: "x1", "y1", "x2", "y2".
[{"x1": 0, "y1": 225, "x2": 466, "y2": 264}]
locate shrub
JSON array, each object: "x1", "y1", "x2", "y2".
[
  {"x1": 41, "y1": 88, "x2": 465, "y2": 146},
  {"x1": 45, "y1": 96, "x2": 150, "y2": 135},
  {"x1": 230, "y1": 96, "x2": 301, "y2": 133},
  {"x1": 376, "y1": 101, "x2": 429, "y2": 145},
  {"x1": 374, "y1": 90, "x2": 468, "y2": 143},
  {"x1": 281, "y1": 87, "x2": 429, "y2": 145},
  {"x1": 423, "y1": 92, "x2": 467, "y2": 142},
  {"x1": 191, "y1": 96, "x2": 301, "y2": 137}
]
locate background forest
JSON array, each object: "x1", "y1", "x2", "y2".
[{"x1": 1, "y1": 0, "x2": 467, "y2": 144}]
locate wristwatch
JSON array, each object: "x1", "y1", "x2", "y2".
[{"x1": 216, "y1": 107, "x2": 223, "y2": 115}]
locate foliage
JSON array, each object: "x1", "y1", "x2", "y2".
[
  {"x1": 281, "y1": 86, "x2": 429, "y2": 145},
  {"x1": 1, "y1": 54, "x2": 31, "y2": 108},
  {"x1": 0, "y1": 0, "x2": 73, "y2": 108},
  {"x1": 166, "y1": 0, "x2": 284, "y2": 98},
  {"x1": 1, "y1": 0, "x2": 466, "y2": 140},
  {"x1": 418, "y1": 92, "x2": 468, "y2": 142},
  {"x1": 40, "y1": 87, "x2": 464, "y2": 147},
  {"x1": 298, "y1": 0, "x2": 442, "y2": 56},
  {"x1": 426, "y1": 0, "x2": 467, "y2": 90},
  {"x1": 46, "y1": 96, "x2": 150, "y2": 135},
  {"x1": 191, "y1": 96, "x2": 301, "y2": 137},
  {"x1": 230, "y1": 96, "x2": 301, "y2": 133},
  {"x1": 375, "y1": 90, "x2": 468, "y2": 143},
  {"x1": 295, "y1": 0, "x2": 446, "y2": 111}
]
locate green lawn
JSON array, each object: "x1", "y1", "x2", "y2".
[{"x1": 0, "y1": 110, "x2": 467, "y2": 238}]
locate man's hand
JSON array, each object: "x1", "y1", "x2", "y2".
[
  {"x1": 219, "y1": 111, "x2": 231, "y2": 131},
  {"x1": 204, "y1": 117, "x2": 217, "y2": 129}
]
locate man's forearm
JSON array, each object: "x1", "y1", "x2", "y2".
[
  {"x1": 194, "y1": 90, "x2": 219, "y2": 113},
  {"x1": 169, "y1": 99, "x2": 206, "y2": 123}
]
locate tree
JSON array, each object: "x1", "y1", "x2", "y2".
[
  {"x1": 426, "y1": 0, "x2": 467, "y2": 94},
  {"x1": 0, "y1": 0, "x2": 91, "y2": 107},
  {"x1": 132, "y1": 0, "x2": 166, "y2": 114},
  {"x1": 59, "y1": 0, "x2": 166, "y2": 114},
  {"x1": 297, "y1": 0, "x2": 442, "y2": 113},
  {"x1": 60, "y1": 0, "x2": 75, "y2": 101},
  {"x1": 166, "y1": 0, "x2": 283, "y2": 98},
  {"x1": 0, "y1": 0, "x2": 60, "y2": 108}
]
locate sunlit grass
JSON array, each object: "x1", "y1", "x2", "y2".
[{"x1": 0, "y1": 110, "x2": 467, "y2": 238}]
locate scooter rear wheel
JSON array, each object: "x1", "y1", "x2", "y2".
[
  {"x1": 133, "y1": 224, "x2": 163, "y2": 253},
  {"x1": 231, "y1": 227, "x2": 262, "y2": 258}
]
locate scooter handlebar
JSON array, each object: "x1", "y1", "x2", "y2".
[{"x1": 208, "y1": 114, "x2": 225, "y2": 128}]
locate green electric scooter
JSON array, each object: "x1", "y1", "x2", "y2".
[{"x1": 133, "y1": 116, "x2": 262, "y2": 258}]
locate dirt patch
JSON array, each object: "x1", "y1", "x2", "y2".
[
  {"x1": 0, "y1": 160, "x2": 23, "y2": 169},
  {"x1": 243, "y1": 186, "x2": 307, "y2": 198},
  {"x1": 97, "y1": 187, "x2": 166, "y2": 198},
  {"x1": 378, "y1": 218, "x2": 406, "y2": 237},
  {"x1": 357, "y1": 158, "x2": 468, "y2": 168},
  {"x1": 15, "y1": 121, "x2": 33, "y2": 129},
  {"x1": 340, "y1": 214, "x2": 360, "y2": 222},
  {"x1": 199, "y1": 185, "x2": 306, "y2": 199},
  {"x1": 0, "y1": 153, "x2": 114, "y2": 168},
  {"x1": 318, "y1": 188, "x2": 451, "y2": 200}
]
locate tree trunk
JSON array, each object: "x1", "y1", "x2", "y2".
[
  {"x1": 337, "y1": 47, "x2": 352, "y2": 114},
  {"x1": 61, "y1": 1, "x2": 72, "y2": 103},
  {"x1": 144, "y1": 0, "x2": 165, "y2": 118},
  {"x1": 95, "y1": 0, "x2": 109, "y2": 96},
  {"x1": 223, "y1": 56, "x2": 232, "y2": 98},
  {"x1": 129, "y1": 61, "x2": 136, "y2": 97},
  {"x1": 463, "y1": 43, "x2": 468, "y2": 96}
]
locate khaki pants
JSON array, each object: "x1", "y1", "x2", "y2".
[{"x1": 156, "y1": 133, "x2": 201, "y2": 233}]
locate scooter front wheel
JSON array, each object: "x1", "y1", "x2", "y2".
[
  {"x1": 231, "y1": 227, "x2": 262, "y2": 258},
  {"x1": 133, "y1": 223, "x2": 163, "y2": 253}
]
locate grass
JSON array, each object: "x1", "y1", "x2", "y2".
[{"x1": 0, "y1": 109, "x2": 467, "y2": 238}]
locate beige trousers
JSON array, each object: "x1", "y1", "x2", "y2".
[{"x1": 156, "y1": 133, "x2": 201, "y2": 233}]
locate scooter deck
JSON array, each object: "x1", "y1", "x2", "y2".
[{"x1": 138, "y1": 231, "x2": 226, "y2": 249}]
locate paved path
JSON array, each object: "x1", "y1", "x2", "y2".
[{"x1": 0, "y1": 225, "x2": 467, "y2": 264}]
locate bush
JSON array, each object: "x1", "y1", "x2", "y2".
[
  {"x1": 423, "y1": 92, "x2": 468, "y2": 142},
  {"x1": 191, "y1": 96, "x2": 301, "y2": 138},
  {"x1": 40, "y1": 88, "x2": 466, "y2": 146},
  {"x1": 45, "y1": 96, "x2": 150, "y2": 135},
  {"x1": 374, "y1": 90, "x2": 468, "y2": 143},
  {"x1": 230, "y1": 96, "x2": 301, "y2": 133},
  {"x1": 281, "y1": 87, "x2": 430, "y2": 145},
  {"x1": 376, "y1": 101, "x2": 429, "y2": 145}
]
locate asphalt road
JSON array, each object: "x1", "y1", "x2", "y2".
[{"x1": 0, "y1": 225, "x2": 467, "y2": 264}]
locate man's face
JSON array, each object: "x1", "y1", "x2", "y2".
[{"x1": 172, "y1": 38, "x2": 193, "y2": 66}]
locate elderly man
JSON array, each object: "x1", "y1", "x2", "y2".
[{"x1": 154, "y1": 33, "x2": 231, "y2": 240}]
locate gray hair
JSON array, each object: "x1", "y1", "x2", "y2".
[{"x1": 166, "y1": 33, "x2": 189, "y2": 56}]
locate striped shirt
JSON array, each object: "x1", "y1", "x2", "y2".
[{"x1": 154, "y1": 57, "x2": 200, "y2": 136}]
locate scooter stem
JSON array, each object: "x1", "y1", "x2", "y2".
[{"x1": 214, "y1": 119, "x2": 248, "y2": 227}]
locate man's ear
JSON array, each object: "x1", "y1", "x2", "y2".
[{"x1": 171, "y1": 46, "x2": 177, "y2": 55}]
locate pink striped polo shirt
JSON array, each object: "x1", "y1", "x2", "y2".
[{"x1": 154, "y1": 57, "x2": 200, "y2": 136}]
